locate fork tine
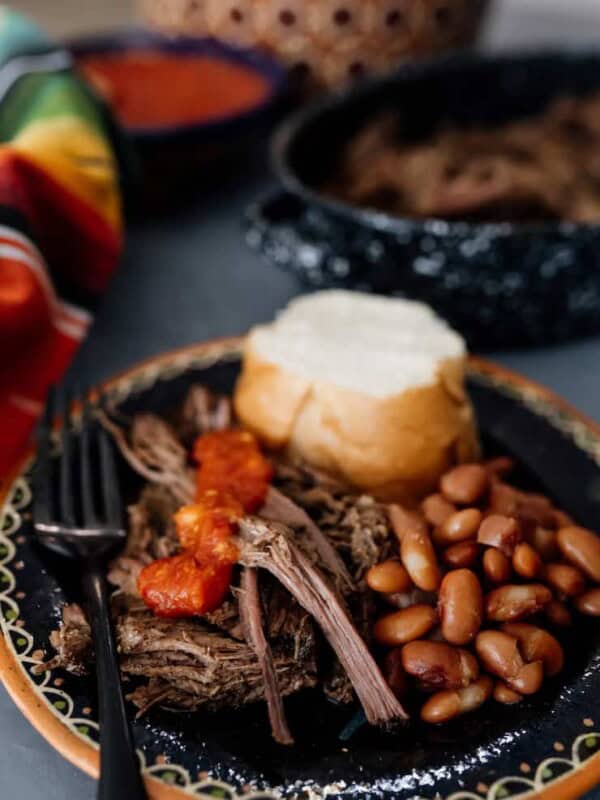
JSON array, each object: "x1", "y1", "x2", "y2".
[
  {"x1": 80, "y1": 391, "x2": 97, "y2": 526},
  {"x1": 98, "y1": 422, "x2": 122, "y2": 528},
  {"x1": 59, "y1": 388, "x2": 77, "y2": 527},
  {"x1": 33, "y1": 387, "x2": 56, "y2": 525}
]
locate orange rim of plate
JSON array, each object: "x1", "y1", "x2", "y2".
[{"x1": 1, "y1": 339, "x2": 600, "y2": 800}]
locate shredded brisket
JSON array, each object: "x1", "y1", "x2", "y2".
[
  {"x1": 328, "y1": 96, "x2": 600, "y2": 224},
  {"x1": 177, "y1": 386, "x2": 232, "y2": 444},
  {"x1": 237, "y1": 516, "x2": 408, "y2": 725},
  {"x1": 202, "y1": 598, "x2": 245, "y2": 641},
  {"x1": 118, "y1": 610, "x2": 317, "y2": 714},
  {"x1": 108, "y1": 484, "x2": 181, "y2": 594},
  {"x1": 238, "y1": 567, "x2": 294, "y2": 745},
  {"x1": 261, "y1": 486, "x2": 354, "y2": 595},
  {"x1": 35, "y1": 604, "x2": 91, "y2": 676},
  {"x1": 101, "y1": 412, "x2": 195, "y2": 504},
  {"x1": 43, "y1": 386, "x2": 404, "y2": 739}
]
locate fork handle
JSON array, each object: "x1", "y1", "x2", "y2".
[{"x1": 82, "y1": 562, "x2": 148, "y2": 800}]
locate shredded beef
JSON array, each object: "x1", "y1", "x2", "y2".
[
  {"x1": 274, "y1": 461, "x2": 394, "y2": 580},
  {"x1": 237, "y1": 517, "x2": 408, "y2": 725},
  {"x1": 177, "y1": 385, "x2": 233, "y2": 445},
  {"x1": 118, "y1": 610, "x2": 317, "y2": 714},
  {"x1": 202, "y1": 598, "x2": 244, "y2": 641},
  {"x1": 261, "y1": 486, "x2": 354, "y2": 595},
  {"x1": 328, "y1": 96, "x2": 600, "y2": 224},
  {"x1": 343, "y1": 496, "x2": 396, "y2": 583},
  {"x1": 259, "y1": 580, "x2": 315, "y2": 657},
  {"x1": 101, "y1": 412, "x2": 195, "y2": 504},
  {"x1": 108, "y1": 484, "x2": 181, "y2": 594},
  {"x1": 35, "y1": 604, "x2": 92, "y2": 676},
  {"x1": 43, "y1": 396, "x2": 404, "y2": 737},
  {"x1": 273, "y1": 461, "x2": 397, "y2": 706},
  {"x1": 238, "y1": 567, "x2": 294, "y2": 745}
]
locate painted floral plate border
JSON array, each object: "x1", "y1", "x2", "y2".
[{"x1": 2, "y1": 339, "x2": 600, "y2": 799}]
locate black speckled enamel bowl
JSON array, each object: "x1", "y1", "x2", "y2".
[
  {"x1": 3, "y1": 341, "x2": 600, "y2": 799},
  {"x1": 246, "y1": 51, "x2": 600, "y2": 349}
]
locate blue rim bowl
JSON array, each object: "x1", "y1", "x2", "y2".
[{"x1": 66, "y1": 28, "x2": 289, "y2": 145}]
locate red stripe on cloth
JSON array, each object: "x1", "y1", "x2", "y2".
[
  {"x1": 0, "y1": 231, "x2": 90, "y2": 361},
  {"x1": 0, "y1": 151, "x2": 122, "y2": 295},
  {"x1": 0, "y1": 224, "x2": 94, "y2": 481},
  {"x1": 0, "y1": 319, "x2": 88, "y2": 478}
]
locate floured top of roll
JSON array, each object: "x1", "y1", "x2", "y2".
[{"x1": 247, "y1": 291, "x2": 466, "y2": 397}]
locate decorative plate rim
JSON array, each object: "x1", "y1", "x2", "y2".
[{"x1": 2, "y1": 337, "x2": 600, "y2": 800}]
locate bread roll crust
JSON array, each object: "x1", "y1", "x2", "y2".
[{"x1": 234, "y1": 342, "x2": 479, "y2": 506}]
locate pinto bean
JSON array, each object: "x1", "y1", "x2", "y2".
[
  {"x1": 478, "y1": 514, "x2": 522, "y2": 556},
  {"x1": 575, "y1": 588, "x2": 600, "y2": 617},
  {"x1": 383, "y1": 649, "x2": 408, "y2": 699},
  {"x1": 367, "y1": 560, "x2": 412, "y2": 594},
  {"x1": 553, "y1": 510, "x2": 575, "y2": 529},
  {"x1": 543, "y1": 563, "x2": 586, "y2": 598},
  {"x1": 518, "y1": 493, "x2": 556, "y2": 529},
  {"x1": 489, "y1": 482, "x2": 522, "y2": 516},
  {"x1": 440, "y1": 464, "x2": 489, "y2": 505},
  {"x1": 390, "y1": 504, "x2": 441, "y2": 592},
  {"x1": 402, "y1": 641, "x2": 479, "y2": 691},
  {"x1": 493, "y1": 681, "x2": 523, "y2": 705},
  {"x1": 439, "y1": 569, "x2": 483, "y2": 645},
  {"x1": 485, "y1": 457, "x2": 515, "y2": 478},
  {"x1": 435, "y1": 509, "x2": 483, "y2": 546},
  {"x1": 485, "y1": 584, "x2": 552, "y2": 622},
  {"x1": 475, "y1": 630, "x2": 544, "y2": 695},
  {"x1": 422, "y1": 494, "x2": 456, "y2": 527},
  {"x1": 420, "y1": 676, "x2": 493, "y2": 724},
  {"x1": 557, "y1": 527, "x2": 600, "y2": 582},
  {"x1": 374, "y1": 605, "x2": 438, "y2": 646},
  {"x1": 544, "y1": 600, "x2": 572, "y2": 628},
  {"x1": 384, "y1": 587, "x2": 437, "y2": 609},
  {"x1": 489, "y1": 484, "x2": 555, "y2": 528},
  {"x1": 483, "y1": 548, "x2": 512, "y2": 584},
  {"x1": 512, "y1": 543, "x2": 543, "y2": 579},
  {"x1": 501, "y1": 623, "x2": 564, "y2": 676},
  {"x1": 511, "y1": 661, "x2": 544, "y2": 694},
  {"x1": 389, "y1": 503, "x2": 428, "y2": 537},
  {"x1": 443, "y1": 541, "x2": 480, "y2": 569},
  {"x1": 526, "y1": 527, "x2": 559, "y2": 561}
]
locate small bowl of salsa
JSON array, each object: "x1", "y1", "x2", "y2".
[{"x1": 69, "y1": 30, "x2": 288, "y2": 194}]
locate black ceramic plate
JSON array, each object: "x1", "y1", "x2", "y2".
[
  {"x1": 2, "y1": 340, "x2": 600, "y2": 800},
  {"x1": 247, "y1": 51, "x2": 600, "y2": 349}
]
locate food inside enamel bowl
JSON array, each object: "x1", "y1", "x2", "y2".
[
  {"x1": 76, "y1": 49, "x2": 272, "y2": 130},
  {"x1": 327, "y1": 94, "x2": 600, "y2": 223}
]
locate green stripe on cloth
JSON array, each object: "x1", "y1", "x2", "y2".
[{"x1": 0, "y1": 72, "x2": 106, "y2": 141}]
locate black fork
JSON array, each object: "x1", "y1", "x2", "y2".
[{"x1": 32, "y1": 388, "x2": 147, "y2": 800}]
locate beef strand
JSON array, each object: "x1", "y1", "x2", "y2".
[
  {"x1": 35, "y1": 604, "x2": 91, "y2": 676},
  {"x1": 178, "y1": 386, "x2": 232, "y2": 444},
  {"x1": 101, "y1": 412, "x2": 195, "y2": 503},
  {"x1": 108, "y1": 484, "x2": 181, "y2": 594},
  {"x1": 237, "y1": 517, "x2": 408, "y2": 725},
  {"x1": 261, "y1": 487, "x2": 354, "y2": 595},
  {"x1": 238, "y1": 567, "x2": 294, "y2": 745}
]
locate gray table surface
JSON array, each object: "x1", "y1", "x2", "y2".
[{"x1": 3, "y1": 2, "x2": 600, "y2": 798}]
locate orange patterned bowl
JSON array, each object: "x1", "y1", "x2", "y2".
[{"x1": 139, "y1": 0, "x2": 490, "y2": 88}]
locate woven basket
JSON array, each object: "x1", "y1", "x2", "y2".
[{"x1": 139, "y1": 0, "x2": 489, "y2": 88}]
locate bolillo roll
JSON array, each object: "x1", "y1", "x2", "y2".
[{"x1": 234, "y1": 291, "x2": 479, "y2": 505}]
